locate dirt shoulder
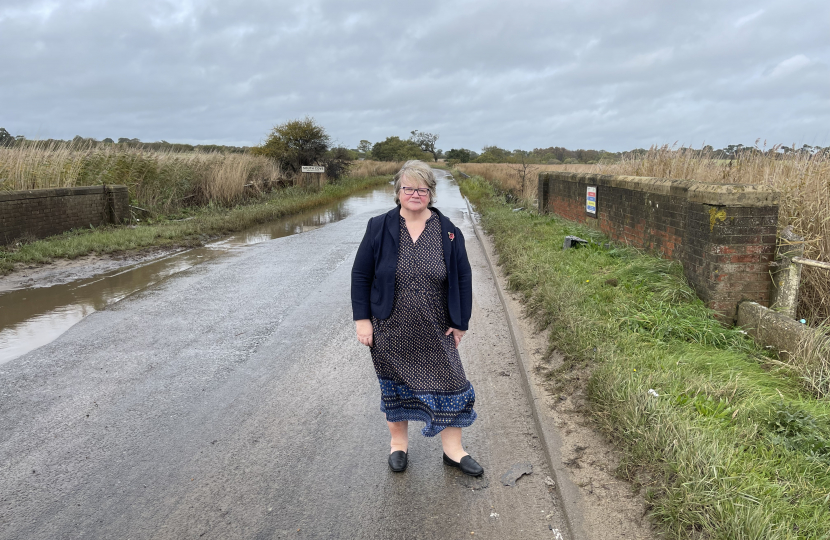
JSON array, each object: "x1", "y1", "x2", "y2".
[
  {"x1": 476, "y1": 227, "x2": 658, "y2": 540},
  {"x1": 0, "y1": 248, "x2": 181, "y2": 293}
]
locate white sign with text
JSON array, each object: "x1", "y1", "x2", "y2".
[{"x1": 586, "y1": 186, "x2": 597, "y2": 215}]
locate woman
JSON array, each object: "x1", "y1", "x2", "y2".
[{"x1": 351, "y1": 160, "x2": 483, "y2": 477}]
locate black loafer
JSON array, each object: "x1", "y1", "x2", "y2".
[
  {"x1": 443, "y1": 453, "x2": 484, "y2": 477},
  {"x1": 388, "y1": 450, "x2": 408, "y2": 472}
]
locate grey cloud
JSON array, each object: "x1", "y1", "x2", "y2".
[{"x1": 0, "y1": 0, "x2": 827, "y2": 150}]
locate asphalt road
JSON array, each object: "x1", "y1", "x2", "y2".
[{"x1": 0, "y1": 173, "x2": 568, "y2": 539}]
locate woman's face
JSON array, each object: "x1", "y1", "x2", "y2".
[{"x1": 399, "y1": 177, "x2": 430, "y2": 212}]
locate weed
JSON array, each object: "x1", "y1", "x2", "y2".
[
  {"x1": 786, "y1": 324, "x2": 830, "y2": 399},
  {"x1": 768, "y1": 403, "x2": 830, "y2": 463},
  {"x1": 675, "y1": 393, "x2": 734, "y2": 424}
]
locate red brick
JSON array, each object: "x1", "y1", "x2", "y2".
[{"x1": 730, "y1": 254, "x2": 761, "y2": 263}]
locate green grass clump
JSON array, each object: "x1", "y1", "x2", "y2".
[
  {"x1": 459, "y1": 174, "x2": 830, "y2": 539},
  {"x1": 0, "y1": 175, "x2": 390, "y2": 275}
]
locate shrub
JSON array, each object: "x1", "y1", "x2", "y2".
[
  {"x1": 446, "y1": 148, "x2": 473, "y2": 163},
  {"x1": 252, "y1": 117, "x2": 351, "y2": 180},
  {"x1": 371, "y1": 136, "x2": 424, "y2": 162}
]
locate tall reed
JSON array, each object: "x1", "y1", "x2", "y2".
[
  {"x1": 348, "y1": 160, "x2": 403, "y2": 178},
  {"x1": 0, "y1": 141, "x2": 284, "y2": 213},
  {"x1": 456, "y1": 162, "x2": 593, "y2": 201}
]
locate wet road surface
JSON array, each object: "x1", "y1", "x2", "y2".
[
  {"x1": 0, "y1": 185, "x2": 398, "y2": 365},
  {"x1": 0, "y1": 173, "x2": 568, "y2": 539}
]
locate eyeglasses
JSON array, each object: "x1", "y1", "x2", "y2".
[{"x1": 401, "y1": 187, "x2": 430, "y2": 197}]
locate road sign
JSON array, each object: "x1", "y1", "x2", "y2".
[{"x1": 301, "y1": 166, "x2": 325, "y2": 173}]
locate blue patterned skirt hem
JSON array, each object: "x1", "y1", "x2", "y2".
[{"x1": 378, "y1": 378, "x2": 477, "y2": 437}]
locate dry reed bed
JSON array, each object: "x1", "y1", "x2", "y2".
[
  {"x1": 456, "y1": 162, "x2": 593, "y2": 202},
  {"x1": 0, "y1": 147, "x2": 403, "y2": 217},
  {"x1": 348, "y1": 160, "x2": 404, "y2": 178},
  {"x1": 458, "y1": 147, "x2": 830, "y2": 324},
  {"x1": 0, "y1": 142, "x2": 287, "y2": 213}
]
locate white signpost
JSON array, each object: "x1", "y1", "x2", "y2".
[{"x1": 301, "y1": 166, "x2": 325, "y2": 173}]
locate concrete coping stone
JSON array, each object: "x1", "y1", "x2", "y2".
[
  {"x1": 0, "y1": 185, "x2": 128, "y2": 203},
  {"x1": 737, "y1": 301, "x2": 829, "y2": 360},
  {"x1": 539, "y1": 171, "x2": 779, "y2": 207}
]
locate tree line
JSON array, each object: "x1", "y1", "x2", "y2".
[
  {"x1": 4, "y1": 124, "x2": 826, "y2": 171},
  {"x1": 0, "y1": 128, "x2": 249, "y2": 154}
]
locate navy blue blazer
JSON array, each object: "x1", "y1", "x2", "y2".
[{"x1": 351, "y1": 206, "x2": 473, "y2": 331}]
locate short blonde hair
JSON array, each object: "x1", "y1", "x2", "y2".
[{"x1": 393, "y1": 160, "x2": 437, "y2": 206}]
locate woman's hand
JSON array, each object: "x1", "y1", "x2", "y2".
[
  {"x1": 445, "y1": 327, "x2": 466, "y2": 349},
  {"x1": 356, "y1": 319, "x2": 373, "y2": 347}
]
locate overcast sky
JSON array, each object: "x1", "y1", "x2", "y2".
[{"x1": 1, "y1": 0, "x2": 828, "y2": 152}]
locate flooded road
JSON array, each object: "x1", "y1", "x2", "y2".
[
  {"x1": 0, "y1": 171, "x2": 568, "y2": 539},
  {"x1": 0, "y1": 183, "x2": 396, "y2": 364}
]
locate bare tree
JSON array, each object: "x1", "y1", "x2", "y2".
[
  {"x1": 410, "y1": 130, "x2": 440, "y2": 162},
  {"x1": 0, "y1": 127, "x2": 14, "y2": 147},
  {"x1": 511, "y1": 150, "x2": 539, "y2": 202}
]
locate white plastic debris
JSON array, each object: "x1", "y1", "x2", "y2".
[{"x1": 648, "y1": 389, "x2": 660, "y2": 397}]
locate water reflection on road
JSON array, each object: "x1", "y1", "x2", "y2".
[
  {"x1": 0, "y1": 171, "x2": 471, "y2": 366},
  {"x1": 0, "y1": 181, "x2": 399, "y2": 365}
]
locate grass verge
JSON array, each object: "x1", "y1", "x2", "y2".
[
  {"x1": 0, "y1": 175, "x2": 391, "y2": 275},
  {"x1": 459, "y1": 174, "x2": 830, "y2": 540}
]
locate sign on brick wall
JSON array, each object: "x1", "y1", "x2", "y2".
[
  {"x1": 586, "y1": 186, "x2": 597, "y2": 217},
  {"x1": 538, "y1": 171, "x2": 780, "y2": 321}
]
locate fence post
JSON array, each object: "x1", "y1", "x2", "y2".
[{"x1": 770, "y1": 226, "x2": 804, "y2": 318}]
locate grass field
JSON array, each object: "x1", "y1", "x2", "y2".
[{"x1": 460, "y1": 174, "x2": 830, "y2": 539}]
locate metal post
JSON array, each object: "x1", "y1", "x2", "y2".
[{"x1": 770, "y1": 226, "x2": 804, "y2": 318}]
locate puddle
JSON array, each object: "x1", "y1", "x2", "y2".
[
  {"x1": 0, "y1": 250, "x2": 219, "y2": 364},
  {"x1": 0, "y1": 172, "x2": 468, "y2": 365}
]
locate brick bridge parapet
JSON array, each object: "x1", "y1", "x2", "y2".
[
  {"x1": 0, "y1": 185, "x2": 130, "y2": 246},
  {"x1": 538, "y1": 171, "x2": 779, "y2": 321}
]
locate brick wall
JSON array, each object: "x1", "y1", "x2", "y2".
[
  {"x1": 0, "y1": 185, "x2": 130, "y2": 245},
  {"x1": 538, "y1": 172, "x2": 779, "y2": 321}
]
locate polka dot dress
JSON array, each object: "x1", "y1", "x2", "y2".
[{"x1": 370, "y1": 211, "x2": 477, "y2": 437}]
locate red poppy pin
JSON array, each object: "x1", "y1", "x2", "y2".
[{"x1": 448, "y1": 232, "x2": 455, "y2": 241}]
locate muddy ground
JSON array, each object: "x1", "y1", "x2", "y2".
[{"x1": 0, "y1": 248, "x2": 179, "y2": 292}]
